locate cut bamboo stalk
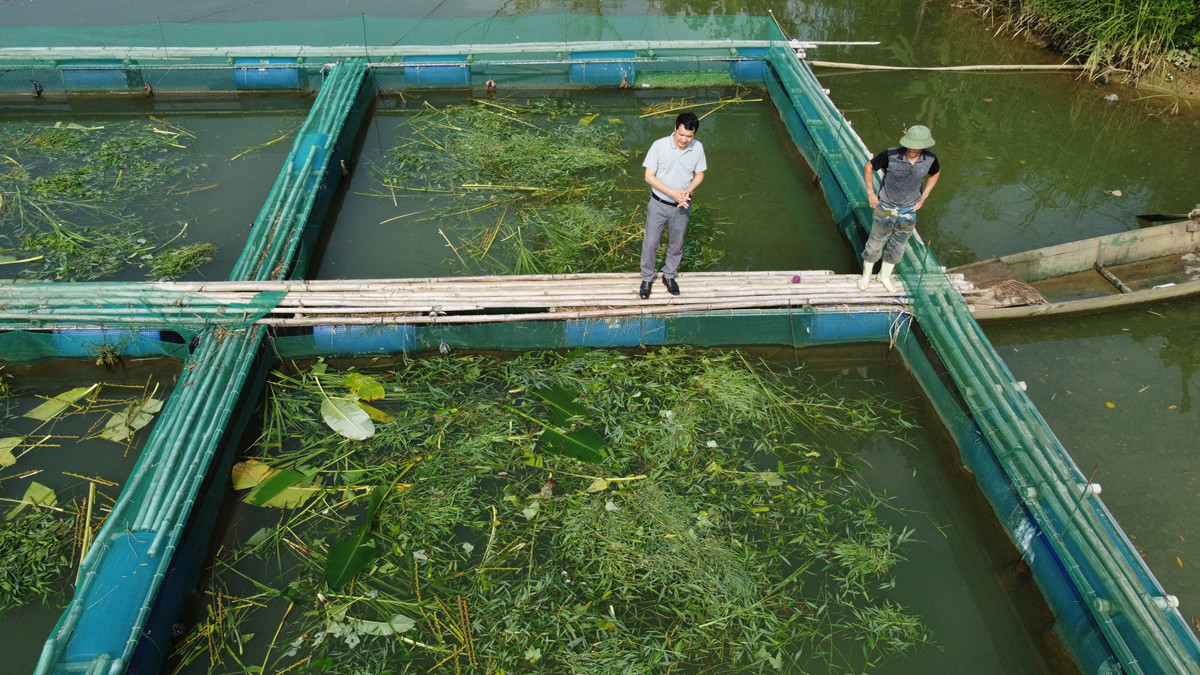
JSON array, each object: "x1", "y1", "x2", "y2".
[
  {"x1": 260, "y1": 299, "x2": 909, "y2": 326},
  {"x1": 807, "y1": 60, "x2": 1089, "y2": 72},
  {"x1": 77, "y1": 481, "x2": 96, "y2": 581}
]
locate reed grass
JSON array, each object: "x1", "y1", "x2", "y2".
[
  {"x1": 0, "y1": 507, "x2": 75, "y2": 617},
  {"x1": 175, "y1": 348, "x2": 932, "y2": 674},
  {"x1": 0, "y1": 120, "x2": 214, "y2": 281},
  {"x1": 145, "y1": 243, "x2": 217, "y2": 281},
  {"x1": 373, "y1": 99, "x2": 724, "y2": 275},
  {"x1": 971, "y1": 0, "x2": 1198, "y2": 76}
]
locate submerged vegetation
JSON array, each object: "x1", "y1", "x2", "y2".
[
  {"x1": 373, "y1": 98, "x2": 725, "y2": 275},
  {"x1": 175, "y1": 348, "x2": 931, "y2": 674},
  {"x1": 0, "y1": 119, "x2": 215, "y2": 281},
  {"x1": 0, "y1": 375, "x2": 168, "y2": 617}
]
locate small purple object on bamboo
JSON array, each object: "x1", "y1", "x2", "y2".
[{"x1": 791, "y1": 274, "x2": 802, "y2": 284}]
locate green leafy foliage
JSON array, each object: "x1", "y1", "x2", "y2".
[
  {"x1": 323, "y1": 485, "x2": 387, "y2": 588},
  {"x1": 0, "y1": 506, "x2": 73, "y2": 617},
  {"x1": 373, "y1": 99, "x2": 725, "y2": 275},
  {"x1": 319, "y1": 397, "x2": 374, "y2": 440},
  {"x1": 0, "y1": 120, "x2": 210, "y2": 281},
  {"x1": 178, "y1": 348, "x2": 930, "y2": 674},
  {"x1": 143, "y1": 242, "x2": 216, "y2": 280}
]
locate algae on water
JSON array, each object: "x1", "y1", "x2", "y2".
[{"x1": 175, "y1": 348, "x2": 932, "y2": 674}]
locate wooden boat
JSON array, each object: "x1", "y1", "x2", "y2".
[{"x1": 951, "y1": 213, "x2": 1200, "y2": 321}]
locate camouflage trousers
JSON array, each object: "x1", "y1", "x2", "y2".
[{"x1": 862, "y1": 202, "x2": 917, "y2": 265}]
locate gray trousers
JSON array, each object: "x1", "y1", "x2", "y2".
[{"x1": 641, "y1": 197, "x2": 690, "y2": 282}]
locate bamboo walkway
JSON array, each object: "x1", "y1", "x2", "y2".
[{"x1": 0, "y1": 271, "x2": 980, "y2": 328}]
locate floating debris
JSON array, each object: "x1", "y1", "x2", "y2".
[{"x1": 175, "y1": 348, "x2": 931, "y2": 673}]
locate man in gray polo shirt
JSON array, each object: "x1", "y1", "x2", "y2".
[
  {"x1": 639, "y1": 112, "x2": 706, "y2": 299},
  {"x1": 858, "y1": 125, "x2": 941, "y2": 293}
]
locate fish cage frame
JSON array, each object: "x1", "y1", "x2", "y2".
[{"x1": 0, "y1": 14, "x2": 1197, "y2": 675}]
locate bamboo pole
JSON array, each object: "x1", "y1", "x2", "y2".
[
  {"x1": 77, "y1": 481, "x2": 96, "y2": 581},
  {"x1": 0, "y1": 273, "x2": 979, "y2": 332},
  {"x1": 260, "y1": 299, "x2": 909, "y2": 326},
  {"x1": 806, "y1": 60, "x2": 1089, "y2": 72}
]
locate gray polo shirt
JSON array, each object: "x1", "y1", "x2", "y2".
[
  {"x1": 870, "y1": 147, "x2": 940, "y2": 208},
  {"x1": 643, "y1": 134, "x2": 707, "y2": 202}
]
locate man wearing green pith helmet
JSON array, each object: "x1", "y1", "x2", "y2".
[{"x1": 858, "y1": 125, "x2": 941, "y2": 293}]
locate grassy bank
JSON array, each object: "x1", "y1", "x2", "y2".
[{"x1": 970, "y1": 0, "x2": 1199, "y2": 76}]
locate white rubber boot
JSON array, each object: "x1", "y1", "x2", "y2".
[
  {"x1": 856, "y1": 262, "x2": 874, "y2": 291},
  {"x1": 877, "y1": 261, "x2": 897, "y2": 293}
]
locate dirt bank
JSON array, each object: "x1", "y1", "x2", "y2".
[{"x1": 1105, "y1": 66, "x2": 1200, "y2": 114}]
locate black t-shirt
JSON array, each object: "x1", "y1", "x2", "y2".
[{"x1": 870, "y1": 147, "x2": 940, "y2": 207}]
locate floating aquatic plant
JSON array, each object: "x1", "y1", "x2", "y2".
[
  {"x1": 371, "y1": 99, "x2": 725, "y2": 275},
  {"x1": 174, "y1": 348, "x2": 931, "y2": 674},
  {"x1": 0, "y1": 119, "x2": 215, "y2": 281},
  {"x1": 144, "y1": 242, "x2": 217, "y2": 281},
  {"x1": 0, "y1": 373, "x2": 169, "y2": 620},
  {"x1": 0, "y1": 500, "x2": 74, "y2": 618}
]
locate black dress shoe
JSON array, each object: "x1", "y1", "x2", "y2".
[
  {"x1": 662, "y1": 276, "x2": 680, "y2": 295},
  {"x1": 639, "y1": 280, "x2": 652, "y2": 299}
]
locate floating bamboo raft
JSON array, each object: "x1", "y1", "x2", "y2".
[{"x1": 0, "y1": 270, "x2": 980, "y2": 328}]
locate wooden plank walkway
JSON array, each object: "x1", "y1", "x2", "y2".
[
  {"x1": 0, "y1": 271, "x2": 980, "y2": 327},
  {"x1": 176, "y1": 271, "x2": 978, "y2": 325}
]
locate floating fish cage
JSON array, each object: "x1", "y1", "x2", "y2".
[{"x1": 1, "y1": 13, "x2": 1198, "y2": 675}]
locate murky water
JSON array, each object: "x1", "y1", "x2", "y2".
[
  {"x1": 986, "y1": 298, "x2": 1200, "y2": 625},
  {"x1": 313, "y1": 89, "x2": 851, "y2": 279},
  {"x1": 802, "y1": 347, "x2": 1069, "y2": 674},
  {"x1": 0, "y1": 98, "x2": 310, "y2": 282},
  {"x1": 0, "y1": 359, "x2": 181, "y2": 673},
  {"x1": 4, "y1": 0, "x2": 1200, "y2": 667},
  {"x1": 804, "y1": 0, "x2": 1200, "y2": 637}
]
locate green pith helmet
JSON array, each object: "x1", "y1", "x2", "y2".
[{"x1": 899, "y1": 125, "x2": 935, "y2": 149}]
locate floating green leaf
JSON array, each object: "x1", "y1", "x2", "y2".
[
  {"x1": 586, "y1": 477, "x2": 610, "y2": 493},
  {"x1": 6, "y1": 481, "x2": 56, "y2": 520},
  {"x1": 348, "y1": 613, "x2": 415, "y2": 636},
  {"x1": 321, "y1": 397, "x2": 374, "y2": 440},
  {"x1": 356, "y1": 401, "x2": 394, "y2": 424},
  {"x1": 0, "y1": 437, "x2": 22, "y2": 467},
  {"x1": 536, "y1": 425, "x2": 606, "y2": 464},
  {"x1": 99, "y1": 397, "x2": 163, "y2": 442},
  {"x1": 531, "y1": 385, "x2": 589, "y2": 426},
  {"x1": 756, "y1": 472, "x2": 785, "y2": 487},
  {"x1": 23, "y1": 384, "x2": 98, "y2": 421},
  {"x1": 345, "y1": 373, "x2": 385, "y2": 401},
  {"x1": 231, "y1": 459, "x2": 275, "y2": 490},
  {"x1": 324, "y1": 485, "x2": 387, "y2": 589},
  {"x1": 245, "y1": 527, "x2": 273, "y2": 548},
  {"x1": 245, "y1": 469, "x2": 320, "y2": 509}
]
